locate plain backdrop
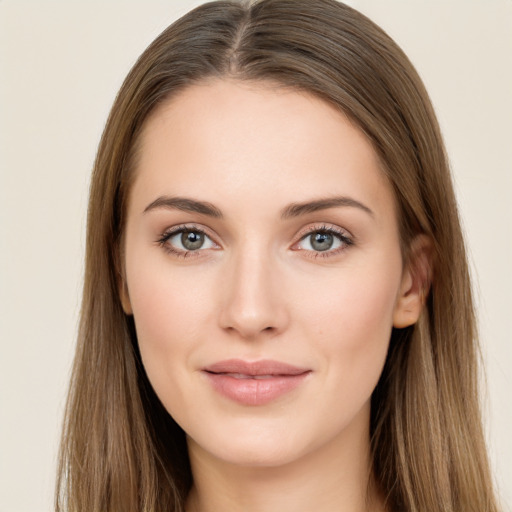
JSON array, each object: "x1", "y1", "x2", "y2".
[{"x1": 0, "y1": 1, "x2": 511, "y2": 511}]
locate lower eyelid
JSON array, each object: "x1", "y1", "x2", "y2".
[{"x1": 298, "y1": 237, "x2": 349, "y2": 252}]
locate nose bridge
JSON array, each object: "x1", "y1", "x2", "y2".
[{"x1": 219, "y1": 238, "x2": 287, "y2": 338}]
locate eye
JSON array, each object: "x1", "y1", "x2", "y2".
[
  {"x1": 157, "y1": 226, "x2": 218, "y2": 256},
  {"x1": 294, "y1": 226, "x2": 353, "y2": 255}
]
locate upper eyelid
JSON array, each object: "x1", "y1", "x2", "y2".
[
  {"x1": 157, "y1": 224, "x2": 218, "y2": 248},
  {"x1": 294, "y1": 223, "x2": 353, "y2": 241},
  {"x1": 160, "y1": 223, "x2": 215, "y2": 239}
]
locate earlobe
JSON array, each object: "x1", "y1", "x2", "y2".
[{"x1": 393, "y1": 235, "x2": 433, "y2": 329}]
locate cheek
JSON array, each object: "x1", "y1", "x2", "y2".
[
  {"x1": 125, "y1": 255, "x2": 213, "y2": 390},
  {"x1": 302, "y1": 260, "x2": 400, "y2": 335},
  {"x1": 296, "y1": 256, "x2": 402, "y2": 394}
]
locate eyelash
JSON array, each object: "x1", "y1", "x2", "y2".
[
  {"x1": 156, "y1": 224, "x2": 216, "y2": 259},
  {"x1": 293, "y1": 224, "x2": 354, "y2": 259},
  {"x1": 156, "y1": 223, "x2": 354, "y2": 259}
]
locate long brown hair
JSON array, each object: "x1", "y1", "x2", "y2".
[{"x1": 56, "y1": 1, "x2": 500, "y2": 510}]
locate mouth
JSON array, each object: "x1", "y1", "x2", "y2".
[
  {"x1": 202, "y1": 359, "x2": 311, "y2": 406},
  {"x1": 209, "y1": 373, "x2": 283, "y2": 380}
]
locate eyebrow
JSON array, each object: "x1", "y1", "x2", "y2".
[
  {"x1": 281, "y1": 196, "x2": 374, "y2": 219},
  {"x1": 143, "y1": 195, "x2": 374, "y2": 219},
  {"x1": 143, "y1": 196, "x2": 223, "y2": 218}
]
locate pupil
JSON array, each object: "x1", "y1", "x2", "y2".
[
  {"x1": 181, "y1": 231, "x2": 204, "y2": 250},
  {"x1": 311, "y1": 232, "x2": 333, "y2": 251}
]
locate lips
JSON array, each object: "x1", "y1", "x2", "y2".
[{"x1": 202, "y1": 359, "x2": 311, "y2": 406}]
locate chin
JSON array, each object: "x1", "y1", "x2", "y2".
[
  {"x1": 183, "y1": 392, "x2": 374, "y2": 474},
  {"x1": 187, "y1": 419, "x2": 313, "y2": 468},
  {"x1": 205, "y1": 443, "x2": 303, "y2": 469}
]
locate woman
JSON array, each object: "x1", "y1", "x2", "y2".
[{"x1": 56, "y1": 0, "x2": 501, "y2": 511}]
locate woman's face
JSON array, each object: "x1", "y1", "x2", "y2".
[{"x1": 121, "y1": 79, "x2": 419, "y2": 468}]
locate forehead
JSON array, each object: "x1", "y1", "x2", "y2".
[{"x1": 130, "y1": 78, "x2": 396, "y2": 222}]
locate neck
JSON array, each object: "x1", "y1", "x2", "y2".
[{"x1": 185, "y1": 406, "x2": 385, "y2": 512}]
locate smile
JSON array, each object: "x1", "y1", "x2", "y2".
[
  {"x1": 217, "y1": 373, "x2": 282, "y2": 379},
  {"x1": 202, "y1": 359, "x2": 311, "y2": 406}
]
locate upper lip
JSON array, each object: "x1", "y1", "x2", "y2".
[{"x1": 203, "y1": 359, "x2": 310, "y2": 376}]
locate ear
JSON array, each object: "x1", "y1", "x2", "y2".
[{"x1": 393, "y1": 234, "x2": 433, "y2": 328}]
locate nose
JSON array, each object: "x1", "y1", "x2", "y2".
[{"x1": 218, "y1": 246, "x2": 289, "y2": 340}]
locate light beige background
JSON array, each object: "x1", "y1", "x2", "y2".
[{"x1": 0, "y1": 1, "x2": 510, "y2": 510}]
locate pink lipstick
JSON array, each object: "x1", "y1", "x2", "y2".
[{"x1": 202, "y1": 359, "x2": 310, "y2": 406}]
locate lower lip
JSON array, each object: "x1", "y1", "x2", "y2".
[{"x1": 204, "y1": 372, "x2": 310, "y2": 406}]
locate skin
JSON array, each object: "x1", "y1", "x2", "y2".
[{"x1": 121, "y1": 79, "x2": 427, "y2": 512}]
